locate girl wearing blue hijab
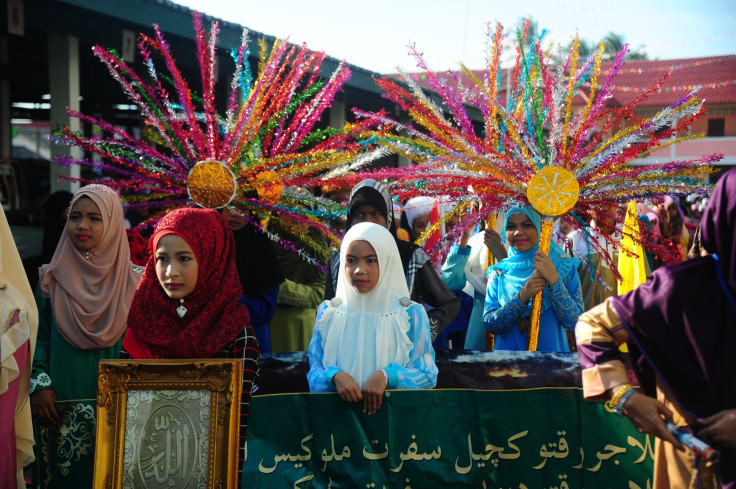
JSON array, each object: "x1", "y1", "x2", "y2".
[{"x1": 483, "y1": 206, "x2": 584, "y2": 351}]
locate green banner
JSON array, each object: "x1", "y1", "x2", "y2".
[{"x1": 244, "y1": 388, "x2": 654, "y2": 488}]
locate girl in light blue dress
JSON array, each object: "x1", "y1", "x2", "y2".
[{"x1": 307, "y1": 222, "x2": 437, "y2": 415}]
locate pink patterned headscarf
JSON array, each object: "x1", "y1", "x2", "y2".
[{"x1": 40, "y1": 184, "x2": 141, "y2": 349}]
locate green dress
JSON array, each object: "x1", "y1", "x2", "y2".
[{"x1": 30, "y1": 284, "x2": 123, "y2": 489}]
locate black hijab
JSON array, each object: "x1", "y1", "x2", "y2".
[
  {"x1": 346, "y1": 179, "x2": 418, "y2": 273},
  {"x1": 232, "y1": 221, "x2": 285, "y2": 297}
]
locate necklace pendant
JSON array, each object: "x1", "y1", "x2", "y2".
[{"x1": 176, "y1": 299, "x2": 187, "y2": 318}]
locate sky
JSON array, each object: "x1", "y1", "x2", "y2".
[{"x1": 173, "y1": 0, "x2": 736, "y2": 74}]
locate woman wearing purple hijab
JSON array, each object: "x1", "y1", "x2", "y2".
[{"x1": 576, "y1": 167, "x2": 736, "y2": 489}]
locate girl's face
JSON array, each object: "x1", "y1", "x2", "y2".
[
  {"x1": 505, "y1": 213, "x2": 538, "y2": 252},
  {"x1": 221, "y1": 206, "x2": 248, "y2": 232},
  {"x1": 593, "y1": 205, "x2": 619, "y2": 236},
  {"x1": 411, "y1": 214, "x2": 430, "y2": 240},
  {"x1": 351, "y1": 204, "x2": 387, "y2": 227},
  {"x1": 67, "y1": 196, "x2": 104, "y2": 253},
  {"x1": 155, "y1": 234, "x2": 199, "y2": 300},
  {"x1": 345, "y1": 240, "x2": 379, "y2": 294},
  {"x1": 558, "y1": 218, "x2": 573, "y2": 235}
]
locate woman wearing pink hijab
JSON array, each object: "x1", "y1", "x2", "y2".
[{"x1": 29, "y1": 184, "x2": 141, "y2": 488}]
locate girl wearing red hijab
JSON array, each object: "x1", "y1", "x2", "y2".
[{"x1": 122, "y1": 207, "x2": 259, "y2": 484}]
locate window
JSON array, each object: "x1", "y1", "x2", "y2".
[{"x1": 707, "y1": 118, "x2": 725, "y2": 137}]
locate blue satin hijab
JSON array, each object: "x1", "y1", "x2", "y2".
[{"x1": 489, "y1": 206, "x2": 580, "y2": 312}]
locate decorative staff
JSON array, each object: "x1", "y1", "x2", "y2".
[
  {"x1": 342, "y1": 20, "x2": 720, "y2": 350},
  {"x1": 54, "y1": 12, "x2": 387, "y2": 267}
]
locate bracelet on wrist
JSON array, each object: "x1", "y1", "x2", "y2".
[
  {"x1": 609, "y1": 383, "x2": 635, "y2": 415},
  {"x1": 613, "y1": 388, "x2": 638, "y2": 416},
  {"x1": 610, "y1": 383, "x2": 633, "y2": 407}
]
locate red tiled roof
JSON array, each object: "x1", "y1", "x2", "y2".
[
  {"x1": 598, "y1": 55, "x2": 736, "y2": 107},
  {"x1": 393, "y1": 55, "x2": 736, "y2": 109}
]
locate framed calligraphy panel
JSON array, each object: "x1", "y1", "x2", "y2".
[{"x1": 94, "y1": 359, "x2": 242, "y2": 489}]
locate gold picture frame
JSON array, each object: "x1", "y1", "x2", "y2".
[{"x1": 94, "y1": 359, "x2": 242, "y2": 489}]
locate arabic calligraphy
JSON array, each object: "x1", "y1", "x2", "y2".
[
  {"x1": 249, "y1": 425, "x2": 647, "y2": 488},
  {"x1": 390, "y1": 435, "x2": 441, "y2": 472},
  {"x1": 455, "y1": 431, "x2": 527, "y2": 474},
  {"x1": 137, "y1": 407, "x2": 198, "y2": 487},
  {"x1": 259, "y1": 434, "x2": 314, "y2": 474},
  {"x1": 320, "y1": 434, "x2": 351, "y2": 471},
  {"x1": 243, "y1": 390, "x2": 655, "y2": 488},
  {"x1": 123, "y1": 389, "x2": 209, "y2": 489},
  {"x1": 533, "y1": 430, "x2": 570, "y2": 469}
]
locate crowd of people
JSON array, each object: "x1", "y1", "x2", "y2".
[{"x1": 0, "y1": 169, "x2": 733, "y2": 488}]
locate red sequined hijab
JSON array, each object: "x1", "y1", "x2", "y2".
[{"x1": 124, "y1": 208, "x2": 249, "y2": 358}]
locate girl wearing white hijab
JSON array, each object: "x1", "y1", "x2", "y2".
[{"x1": 308, "y1": 222, "x2": 437, "y2": 415}]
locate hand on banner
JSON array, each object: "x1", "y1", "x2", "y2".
[
  {"x1": 332, "y1": 371, "x2": 362, "y2": 403},
  {"x1": 362, "y1": 370, "x2": 388, "y2": 415}
]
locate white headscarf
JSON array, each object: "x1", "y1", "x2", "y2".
[{"x1": 315, "y1": 222, "x2": 413, "y2": 388}]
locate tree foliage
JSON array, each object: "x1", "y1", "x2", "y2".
[{"x1": 516, "y1": 17, "x2": 649, "y2": 61}]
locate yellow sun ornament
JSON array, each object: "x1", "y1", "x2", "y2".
[
  {"x1": 524, "y1": 166, "x2": 580, "y2": 351},
  {"x1": 187, "y1": 160, "x2": 237, "y2": 208},
  {"x1": 527, "y1": 166, "x2": 579, "y2": 217}
]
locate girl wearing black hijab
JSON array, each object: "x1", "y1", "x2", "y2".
[{"x1": 222, "y1": 206, "x2": 285, "y2": 353}]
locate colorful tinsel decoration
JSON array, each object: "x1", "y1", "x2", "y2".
[
  {"x1": 53, "y1": 13, "x2": 388, "y2": 268},
  {"x1": 304, "y1": 20, "x2": 722, "y2": 350},
  {"x1": 333, "y1": 20, "x2": 722, "y2": 277}
]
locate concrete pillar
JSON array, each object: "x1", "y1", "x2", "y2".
[
  {"x1": 48, "y1": 31, "x2": 80, "y2": 193},
  {"x1": 394, "y1": 102, "x2": 411, "y2": 168},
  {"x1": 328, "y1": 94, "x2": 346, "y2": 129}
]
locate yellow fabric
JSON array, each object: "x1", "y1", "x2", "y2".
[
  {"x1": 653, "y1": 382, "x2": 719, "y2": 489},
  {"x1": 617, "y1": 200, "x2": 648, "y2": 296},
  {"x1": 679, "y1": 225, "x2": 690, "y2": 262},
  {"x1": 0, "y1": 206, "x2": 39, "y2": 485},
  {"x1": 396, "y1": 228, "x2": 410, "y2": 242}
]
